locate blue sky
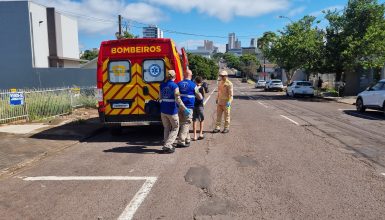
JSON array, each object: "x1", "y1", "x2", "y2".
[{"x1": 32, "y1": 0, "x2": 385, "y2": 52}]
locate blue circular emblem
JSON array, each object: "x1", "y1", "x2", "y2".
[{"x1": 149, "y1": 64, "x2": 161, "y2": 77}]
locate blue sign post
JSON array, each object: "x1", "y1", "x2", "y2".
[{"x1": 9, "y1": 92, "x2": 24, "y2": 106}]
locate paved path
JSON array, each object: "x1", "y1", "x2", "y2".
[{"x1": 1, "y1": 78, "x2": 385, "y2": 220}]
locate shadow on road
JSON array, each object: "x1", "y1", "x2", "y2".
[
  {"x1": 30, "y1": 118, "x2": 104, "y2": 141},
  {"x1": 101, "y1": 126, "x2": 166, "y2": 154},
  {"x1": 233, "y1": 92, "x2": 332, "y2": 103},
  {"x1": 103, "y1": 146, "x2": 164, "y2": 154},
  {"x1": 343, "y1": 110, "x2": 385, "y2": 120}
]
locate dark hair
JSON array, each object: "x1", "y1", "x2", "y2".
[{"x1": 195, "y1": 76, "x2": 203, "y2": 84}]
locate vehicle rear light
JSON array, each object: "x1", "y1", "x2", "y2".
[{"x1": 98, "y1": 102, "x2": 105, "y2": 112}]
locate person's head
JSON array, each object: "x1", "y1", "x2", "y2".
[
  {"x1": 195, "y1": 76, "x2": 203, "y2": 85},
  {"x1": 166, "y1": 70, "x2": 176, "y2": 81},
  {"x1": 218, "y1": 70, "x2": 228, "y2": 81},
  {"x1": 184, "y1": 69, "x2": 193, "y2": 80}
]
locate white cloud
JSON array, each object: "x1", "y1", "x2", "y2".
[
  {"x1": 288, "y1": 6, "x2": 306, "y2": 17},
  {"x1": 146, "y1": 0, "x2": 290, "y2": 21},
  {"x1": 310, "y1": 5, "x2": 344, "y2": 17},
  {"x1": 31, "y1": 0, "x2": 164, "y2": 33}
]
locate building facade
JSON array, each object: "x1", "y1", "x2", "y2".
[
  {"x1": 142, "y1": 25, "x2": 163, "y2": 38},
  {"x1": 0, "y1": 1, "x2": 93, "y2": 89},
  {"x1": 0, "y1": 1, "x2": 81, "y2": 68},
  {"x1": 228, "y1": 33, "x2": 235, "y2": 50},
  {"x1": 250, "y1": 38, "x2": 257, "y2": 47}
]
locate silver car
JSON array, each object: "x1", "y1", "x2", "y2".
[
  {"x1": 255, "y1": 80, "x2": 266, "y2": 88},
  {"x1": 265, "y1": 79, "x2": 284, "y2": 91}
]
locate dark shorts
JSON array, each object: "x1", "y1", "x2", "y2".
[{"x1": 193, "y1": 106, "x2": 204, "y2": 122}]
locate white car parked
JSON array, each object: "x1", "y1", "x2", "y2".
[
  {"x1": 265, "y1": 79, "x2": 284, "y2": 91},
  {"x1": 356, "y1": 79, "x2": 385, "y2": 115},
  {"x1": 255, "y1": 80, "x2": 266, "y2": 88},
  {"x1": 286, "y1": 81, "x2": 314, "y2": 97}
]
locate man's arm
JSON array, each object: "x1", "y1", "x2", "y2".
[
  {"x1": 174, "y1": 88, "x2": 187, "y2": 110},
  {"x1": 194, "y1": 86, "x2": 203, "y2": 100},
  {"x1": 227, "y1": 83, "x2": 234, "y2": 103}
]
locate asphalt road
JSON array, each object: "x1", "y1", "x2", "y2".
[{"x1": 1, "y1": 78, "x2": 385, "y2": 220}]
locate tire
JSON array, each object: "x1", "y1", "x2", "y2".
[
  {"x1": 356, "y1": 98, "x2": 366, "y2": 112},
  {"x1": 286, "y1": 91, "x2": 289, "y2": 97},
  {"x1": 292, "y1": 91, "x2": 296, "y2": 98},
  {"x1": 383, "y1": 101, "x2": 385, "y2": 116},
  {"x1": 309, "y1": 94, "x2": 314, "y2": 98}
]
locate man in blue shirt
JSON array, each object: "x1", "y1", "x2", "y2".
[
  {"x1": 160, "y1": 70, "x2": 190, "y2": 153},
  {"x1": 177, "y1": 69, "x2": 203, "y2": 147}
]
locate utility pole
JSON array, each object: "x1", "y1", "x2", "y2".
[{"x1": 118, "y1": 15, "x2": 122, "y2": 37}]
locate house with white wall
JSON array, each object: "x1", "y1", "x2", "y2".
[{"x1": 0, "y1": 1, "x2": 94, "y2": 88}]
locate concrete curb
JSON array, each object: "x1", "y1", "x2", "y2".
[{"x1": 317, "y1": 96, "x2": 356, "y2": 106}]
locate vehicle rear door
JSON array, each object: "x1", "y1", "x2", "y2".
[
  {"x1": 139, "y1": 59, "x2": 165, "y2": 110},
  {"x1": 366, "y1": 82, "x2": 382, "y2": 106},
  {"x1": 104, "y1": 60, "x2": 135, "y2": 117},
  {"x1": 374, "y1": 82, "x2": 385, "y2": 107}
]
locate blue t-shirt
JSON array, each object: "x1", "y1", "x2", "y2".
[
  {"x1": 178, "y1": 79, "x2": 197, "y2": 109},
  {"x1": 160, "y1": 80, "x2": 179, "y2": 115}
]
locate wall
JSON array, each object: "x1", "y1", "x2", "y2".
[
  {"x1": 29, "y1": 2, "x2": 49, "y2": 67},
  {"x1": 1, "y1": 68, "x2": 95, "y2": 89},
  {"x1": 0, "y1": 1, "x2": 39, "y2": 88},
  {"x1": 281, "y1": 69, "x2": 307, "y2": 84},
  {"x1": 55, "y1": 13, "x2": 79, "y2": 59}
]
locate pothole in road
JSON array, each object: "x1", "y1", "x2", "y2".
[
  {"x1": 233, "y1": 156, "x2": 258, "y2": 167},
  {"x1": 184, "y1": 166, "x2": 211, "y2": 190},
  {"x1": 193, "y1": 197, "x2": 237, "y2": 219}
]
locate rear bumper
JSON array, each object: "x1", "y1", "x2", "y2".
[{"x1": 98, "y1": 111, "x2": 162, "y2": 126}]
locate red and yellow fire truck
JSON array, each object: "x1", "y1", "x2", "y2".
[{"x1": 96, "y1": 38, "x2": 189, "y2": 127}]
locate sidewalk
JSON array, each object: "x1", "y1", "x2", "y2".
[
  {"x1": 321, "y1": 96, "x2": 357, "y2": 105},
  {"x1": 0, "y1": 108, "x2": 104, "y2": 178}
]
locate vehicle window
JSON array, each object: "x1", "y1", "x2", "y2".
[
  {"x1": 379, "y1": 83, "x2": 385, "y2": 90},
  {"x1": 288, "y1": 82, "x2": 293, "y2": 86},
  {"x1": 108, "y1": 61, "x2": 131, "y2": 83},
  {"x1": 371, "y1": 82, "x2": 383, "y2": 91},
  {"x1": 297, "y1": 82, "x2": 312, "y2": 86},
  {"x1": 272, "y1": 80, "x2": 282, "y2": 83},
  {"x1": 143, "y1": 60, "x2": 165, "y2": 83}
]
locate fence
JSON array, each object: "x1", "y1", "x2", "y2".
[{"x1": 0, "y1": 87, "x2": 97, "y2": 124}]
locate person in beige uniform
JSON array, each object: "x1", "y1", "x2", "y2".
[{"x1": 213, "y1": 70, "x2": 233, "y2": 134}]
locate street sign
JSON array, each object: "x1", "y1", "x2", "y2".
[{"x1": 9, "y1": 92, "x2": 24, "y2": 106}]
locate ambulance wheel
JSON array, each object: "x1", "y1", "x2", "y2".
[{"x1": 110, "y1": 126, "x2": 122, "y2": 136}]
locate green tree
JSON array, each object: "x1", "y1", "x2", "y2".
[
  {"x1": 324, "y1": 9, "x2": 346, "y2": 81},
  {"x1": 268, "y1": 16, "x2": 325, "y2": 82},
  {"x1": 187, "y1": 53, "x2": 219, "y2": 80},
  {"x1": 212, "y1": 52, "x2": 224, "y2": 63},
  {"x1": 222, "y1": 53, "x2": 241, "y2": 70},
  {"x1": 257, "y1": 31, "x2": 278, "y2": 61},
  {"x1": 80, "y1": 49, "x2": 98, "y2": 61},
  {"x1": 122, "y1": 31, "x2": 136, "y2": 39},
  {"x1": 239, "y1": 54, "x2": 260, "y2": 78},
  {"x1": 325, "y1": 0, "x2": 385, "y2": 80}
]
